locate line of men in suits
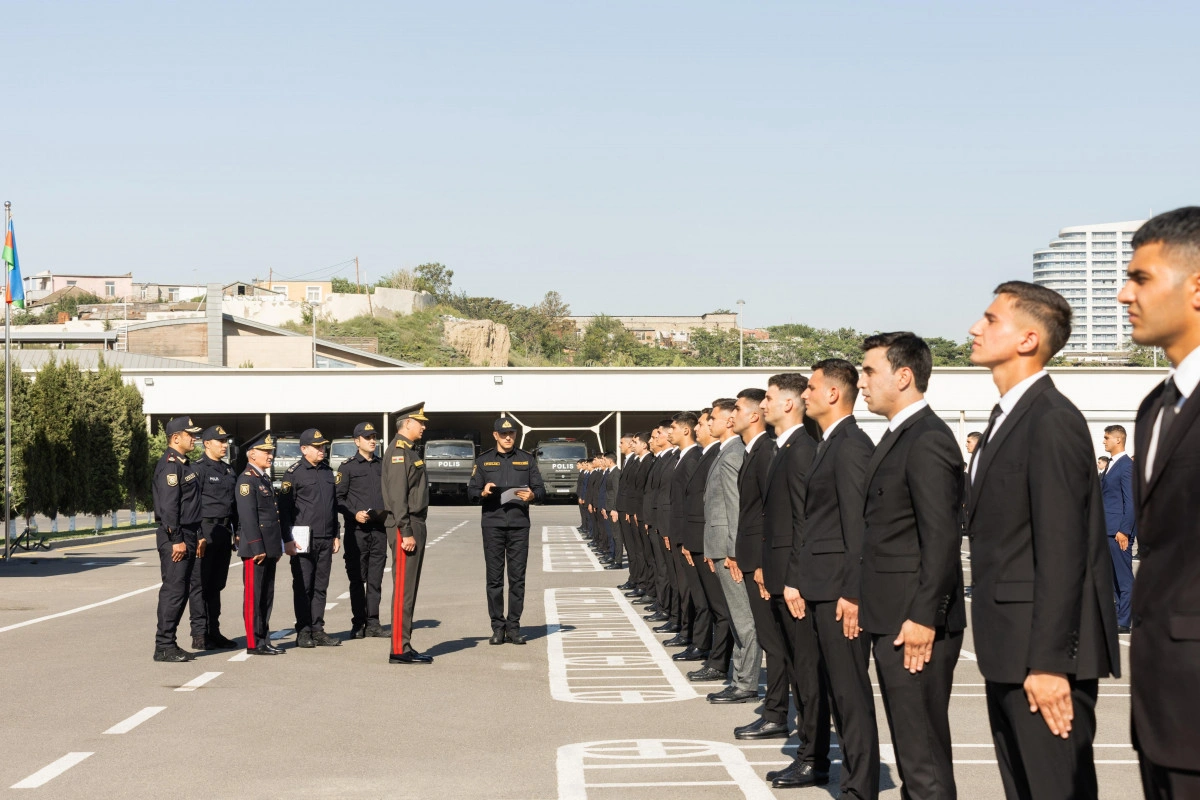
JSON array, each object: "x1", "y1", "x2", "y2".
[{"x1": 569, "y1": 280, "x2": 1143, "y2": 800}]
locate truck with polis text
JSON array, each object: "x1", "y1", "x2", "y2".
[{"x1": 533, "y1": 438, "x2": 591, "y2": 500}]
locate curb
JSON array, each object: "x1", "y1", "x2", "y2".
[{"x1": 20, "y1": 528, "x2": 158, "y2": 554}]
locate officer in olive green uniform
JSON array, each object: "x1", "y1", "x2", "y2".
[{"x1": 381, "y1": 402, "x2": 432, "y2": 664}]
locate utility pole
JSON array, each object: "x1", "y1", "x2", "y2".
[
  {"x1": 359, "y1": 256, "x2": 373, "y2": 316},
  {"x1": 736, "y1": 299, "x2": 745, "y2": 368}
]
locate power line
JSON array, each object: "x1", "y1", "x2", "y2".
[{"x1": 270, "y1": 258, "x2": 358, "y2": 281}]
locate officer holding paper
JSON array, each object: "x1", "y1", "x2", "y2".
[{"x1": 467, "y1": 416, "x2": 546, "y2": 645}]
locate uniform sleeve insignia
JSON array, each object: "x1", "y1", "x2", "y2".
[
  {"x1": 335, "y1": 472, "x2": 343, "y2": 484},
  {"x1": 184, "y1": 473, "x2": 197, "y2": 482},
  {"x1": 166, "y1": 474, "x2": 178, "y2": 486},
  {"x1": 471, "y1": 465, "x2": 477, "y2": 476},
  {"x1": 413, "y1": 460, "x2": 424, "y2": 467},
  {"x1": 280, "y1": 481, "x2": 292, "y2": 493},
  {"x1": 392, "y1": 456, "x2": 404, "y2": 463},
  {"x1": 239, "y1": 483, "x2": 250, "y2": 496}
]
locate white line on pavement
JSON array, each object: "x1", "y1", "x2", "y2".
[
  {"x1": 103, "y1": 706, "x2": 166, "y2": 735},
  {"x1": 228, "y1": 652, "x2": 253, "y2": 662},
  {"x1": 175, "y1": 672, "x2": 222, "y2": 692},
  {"x1": 325, "y1": 602, "x2": 338, "y2": 610},
  {"x1": 0, "y1": 583, "x2": 162, "y2": 634},
  {"x1": 11, "y1": 752, "x2": 93, "y2": 789},
  {"x1": 337, "y1": 591, "x2": 350, "y2": 600}
]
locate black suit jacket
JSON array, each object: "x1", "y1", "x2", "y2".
[
  {"x1": 643, "y1": 452, "x2": 669, "y2": 531},
  {"x1": 668, "y1": 446, "x2": 701, "y2": 545},
  {"x1": 682, "y1": 444, "x2": 721, "y2": 552},
  {"x1": 860, "y1": 405, "x2": 966, "y2": 635},
  {"x1": 654, "y1": 448, "x2": 680, "y2": 535},
  {"x1": 1131, "y1": 375, "x2": 1200, "y2": 769},
  {"x1": 604, "y1": 466, "x2": 621, "y2": 512},
  {"x1": 966, "y1": 376, "x2": 1119, "y2": 685},
  {"x1": 624, "y1": 455, "x2": 649, "y2": 518},
  {"x1": 788, "y1": 417, "x2": 873, "y2": 603},
  {"x1": 761, "y1": 427, "x2": 818, "y2": 595},
  {"x1": 735, "y1": 435, "x2": 773, "y2": 571}
]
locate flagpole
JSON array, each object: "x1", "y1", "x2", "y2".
[{"x1": 3, "y1": 200, "x2": 11, "y2": 561}]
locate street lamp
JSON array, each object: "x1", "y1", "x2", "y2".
[{"x1": 736, "y1": 299, "x2": 745, "y2": 368}]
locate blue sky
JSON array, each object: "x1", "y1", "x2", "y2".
[{"x1": 5, "y1": 1, "x2": 1197, "y2": 338}]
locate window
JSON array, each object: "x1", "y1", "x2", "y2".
[
  {"x1": 1092, "y1": 232, "x2": 1117, "y2": 240},
  {"x1": 66, "y1": 280, "x2": 77, "y2": 287},
  {"x1": 272, "y1": 285, "x2": 287, "y2": 295},
  {"x1": 1061, "y1": 232, "x2": 1087, "y2": 240},
  {"x1": 306, "y1": 286, "x2": 322, "y2": 303},
  {"x1": 168, "y1": 288, "x2": 180, "y2": 301},
  {"x1": 105, "y1": 281, "x2": 116, "y2": 297}
]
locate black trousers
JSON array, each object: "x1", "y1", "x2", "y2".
[
  {"x1": 772, "y1": 595, "x2": 832, "y2": 772},
  {"x1": 693, "y1": 553, "x2": 732, "y2": 671},
  {"x1": 290, "y1": 536, "x2": 334, "y2": 634},
  {"x1": 344, "y1": 526, "x2": 387, "y2": 626},
  {"x1": 670, "y1": 543, "x2": 696, "y2": 636},
  {"x1": 620, "y1": 517, "x2": 642, "y2": 582},
  {"x1": 389, "y1": 519, "x2": 427, "y2": 655},
  {"x1": 198, "y1": 520, "x2": 234, "y2": 636},
  {"x1": 578, "y1": 500, "x2": 588, "y2": 528},
  {"x1": 987, "y1": 677, "x2": 1098, "y2": 800},
  {"x1": 810, "y1": 600, "x2": 879, "y2": 800},
  {"x1": 871, "y1": 628, "x2": 962, "y2": 800},
  {"x1": 155, "y1": 527, "x2": 199, "y2": 649},
  {"x1": 483, "y1": 524, "x2": 530, "y2": 632},
  {"x1": 610, "y1": 513, "x2": 625, "y2": 566},
  {"x1": 187, "y1": 545, "x2": 207, "y2": 639},
  {"x1": 1139, "y1": 755, "x2": 1200, "y2": 800},
  {"x1": 650, "y1": 528, "x2": 674, "y2": 613},
  {"x1": 241, "y1": 555, "x2": 276, "y2": 649},
  {"x1": 745, "y1": 578, "x2": 790, "y2": 725}
]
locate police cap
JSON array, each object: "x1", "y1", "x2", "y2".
[
  {"x1": 494, "y1": 417, "x2": 518, "y2": 433},
  {"x1": 200, "y1": 424, "x2": 232, "y2": 442},
  {"x1": 353, "y1": 421, "x2": 378, "y2": 438},
  {"x1": 299, "y1": 428, "x2": 330, "y2": 447},
  {"x1": 165, "y1": 416, "x2": 203, "y2": 437},
  {"x1": 243, "y1": 430, "x2": 276, "y2": 451},
  {"x1": 394, "y1": 402, "x2": 429, "y2": 422}
]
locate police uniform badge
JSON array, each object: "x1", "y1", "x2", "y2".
[
  {"x1": 166, "y1": 473, "x2": 178, "y2": 486},
  {"x1": 335, "y1": 472, "x2": 343, "y2": 484},
  {"x1": 280, "y1": 481, "x2": 292, "y2": 494},
  {"x1": 240, "y1": 483, "x2": 250, "y2": 496}
]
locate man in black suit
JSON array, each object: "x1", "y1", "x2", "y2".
[
  {"x1": 680, "y1": 408, "x2": 733, "y2": 682},
  {"x1": 643, "y1": 423, "x2": 678, "y2": 628},
  {"x1": 967, "y1": 282, "x2": 1120, "y2": 800},
  {"x1": 858, "y1": 332, "x2": 965, "y2": 800},
  {"x1": 620, "y1": 433, "x2": 651, "y2": 596},
  {"x1": 731, "y1": 387, "x2": 794, "y2": 742},
  {"x1": 604, "y1": 443, "x2": 625, "y2": 569},
  {"x1": 1117, "y1": 207, "x2": 1200, "y2": 798},
  {"x1": 667, "y1": 411, "x2": 706, "y2": 660},
  {"x1": 754, "y1": 373, "x2": 832, "y2": 786},
  {"x1": 777, "y1": 359, "x2": 879, "y2": 797}
]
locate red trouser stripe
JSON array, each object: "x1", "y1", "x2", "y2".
[
  {"x1": 243, "y1": 559, "x2": 256, "y2": 649},
  {"x1": 391, "y1": 529, "x2": 407, "y2": 655}
]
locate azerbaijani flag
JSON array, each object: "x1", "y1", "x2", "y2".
[{"x1": 3, "y1": 220, "x2": 24, "y2": 308}]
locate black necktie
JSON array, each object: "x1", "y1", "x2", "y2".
[
  {"x1": 1154, "y1": 378, "x2": 1181, "y2": 473},
  {"x1": 970, "y1": 404, "x2": 1004, "y2": 482},
  {"x1": 816, "y1": 438, "x2": 829, "y2": 459}
]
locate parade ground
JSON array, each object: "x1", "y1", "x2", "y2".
[{"x1": 0, "y1": 505, "x2": 1140, "y2": 799}]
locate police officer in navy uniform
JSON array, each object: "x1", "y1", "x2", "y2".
[
  {"x1": 192, "y1": 424, "x2": 239, "y2": 650},
  {"x1": 382, "y1": 402, "x2": 433, "y2": 664},
  {"x1": 152, "y1": 415, "x2": 204, "y2": 663},
  {"x1": 337, "y1": 421, "x2": 388, "y2": 639},
  {"x1": 237, "y1": 431, "x2": 295, "y2": 655},
  {"x1": 467, "y1": 416, "x2": 547, "y2": 645},
  {"x1": 279, "y1": 428, "x2": 342, "y2": 648}
]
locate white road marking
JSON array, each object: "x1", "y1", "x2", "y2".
[
  {"x1": 11, "y1": 752, "x2": 93, "y2": 789},
  {"x1": 543, "y1": 526, "x2": 603, "y2": 572},
  {"x1": 557, "y1": 740, "x2": 775, "y2": 799},
  {"x1": 175, "y1": 671, "x2": 222, "y2": 692},
  {"x1": 0, "y1": 583, "x2": 162, "y2": 634},
  {"x1": 337, "y1": 591, "x2": 350, "y2": 600},
  {"x1": 325, "y1": 602, "x2": 338, "y2": 610},
  {"x1": 545, "y1": 587, "x2": 697, "y2": 703},
  {"x1": 130, "y1": 562, "x2": 146, "y2": 566},
  {"x1": 228, "y1": 652, "x2": 253, "y2": 662},
  {"x1": 427, "y1": 519, "x2": 470, "y2": 548},
  {"x1": 103, "y1": 706, "x2": 166, "y2": 734}
]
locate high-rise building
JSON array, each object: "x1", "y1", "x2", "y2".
[{"x1": 1033, "y1": 220, "x2": 1144, "y2": 354}]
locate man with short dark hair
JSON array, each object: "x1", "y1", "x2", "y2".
[
  {"x1": 192, "y1": 425, "x2": 238, "y2": 650},
  {"x1": 666, "y1": 412, "x2": 704, "y2": 658},
  {"x1": 968, "y1": 285, "x2": 1119, "y2": 800},
  {"x1": 643, "y1": 423, "x2": 678, "y2": 628},
  {"x1": 152, "y1": 416, "x2": 204, "y2": 663},
  {"x1": 1101, "y1": 424, "x2": 1135, "y2": 634},
  {"x1": 620, "y1": 433, "x2": 652, "y2": 597},
  {"x1": 382, "y1": 403, "x2": 432, "y2": 664},
  {"x1": 858, "y1": 332, "x2": 965, "y2": 800},
  {"x1": 338, "y1": 421, "x2": 387, "y2": 639},
  {"x1": 1118, "y1": 206, "x2": 1200, "y2": 798}
]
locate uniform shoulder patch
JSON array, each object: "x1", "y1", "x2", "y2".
[
  {"x1": 392, "y1": 456, "x2": 404, "y2": 463},
  {"x1": 280, "y1": 481, "x2": 292, "y2": 493},
  {"x1": 286, "y1": 463, "x2": 298, "y2": 473},
  {"x1": 471, "y1": 465, "x2": 477, "y2": 477},
  {"x1": 335, "y1": 472, "x2": 343, "y2": 484},
  {"x1": 183, "y1": 472, "x2": 197, "y2": 482},
  {"x1": 413, "y1": 459, "x2": 424, "y2": 467},
  {"x1": 166, "y1": 473, "x2": 178, "y2": 486},
  {"x1": 239, "y1": 483, "x2": 250, "y2": 496}
]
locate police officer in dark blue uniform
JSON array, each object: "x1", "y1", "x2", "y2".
[
  {"x1": 236, "y1": 431, "x2": 295, "y2": 655},
  {"x1": 152, "y1": 415, "x2": 204, "y2": 663},
  {"x1": 192, "y1": 424, "x2": 239, "y2": 650},
  {"x1": 467, "y1": 416, "x2": 546, "y2": 645},
  {"x1": 279, "y1": 428, "x2": 342, "y2": 648},
  {"x1": 337, "y1": 421, "x2": 388, "y2": 639}
]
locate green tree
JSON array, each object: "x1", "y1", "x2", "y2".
[
  {"x1": 23, "y1": 358, "x2": 79, "y2": 520},
  {"x1": 578, "y1": 315, "x2": 644, "y2": 365},
  {"x1": 0, "y1": 363, "x2": 35, "y2": 519},
  {"x1": 414, "y1": 263, "x2": 455, "y2": 302},
  {"x1": 374, "y1": 268, "x2": 417, "y2": 291},
  {"x1": 331, "y1": 277, "x2": 367, "y2": 294},
  {"x1": 689, "y1": 328, "x2": 742, "y2": 366}
]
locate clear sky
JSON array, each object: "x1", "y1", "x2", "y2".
[{"x1": 5, "y1": 1, "x2": 1197, "y2": 338}]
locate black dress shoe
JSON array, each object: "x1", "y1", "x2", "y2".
[
  {"x1": 296, "y1": 631, "x2": 315, "y2": 648},
  {"x1": 652, "y1": 621, "x2": 679, "y2": 633},
  {"x1": 505, "y1": 630, "x2": 527, "y2": 645},
  {"x1": 687, "y1": 665, "x2": 725, "y2": 682},
  {"x1": 152, "y1": 646, "x2": 194, "y2": 663},
  {"x1": 624, "y1": 590, "x2": 643, "y2": 598},
  {"x1": 351, "y1": 625, "x2": 367, "y2": 639},
  {"x1": 489, "y1": 630, "x2": 506, "y2": 645},
  {"x1": 406, "y1": 648, "x2": 434, "y2": 663},
  {"x1": 365, "y1": 623, "x2": 387, "y2": 638},
  {"x1": 772, "y1": 762, "x2": 829, "y2": 788},
  {"x1": 389, "y1": 649, "x2": 433, "y2": 664},
  {"x1": 207, "y1": 633, "x2": 238, "y2": 649},
  {"x1": 1118, "y1": 625, "x2": 1131, "y2": 634},
  {"x1": 645, "y1": 613, "x2": 669, "y2": 622},
  {"x1": 661, "y1": 634, "x2": 689, "y2": 647},
  {"x1": 672, "y1": 646, "x2": 709, "y2": 662},
  {"x1": 604, "y1": 563, "x2": 623, "y2": 570},
  {"x1": 632, "y1": 597, "x2": 654, "y2": 605},
  {"x1": 312, "y1": 630, "x2": 342, "y2": 646},
  {"x1": 618, "y1": 581, "x2": 635, "y2": 590},
  {"x1": 707, "y1": 686, "x2": 759, "y2": 704},
  {"x1": 734, "y1": 717, "x2": 790, "y2": 740},
  {"x1": 247, "y1": 643, "x2": 284, "y2": 656},
  {"x1": 191, "y1": 636, "x2": 209, "y2": 651}
]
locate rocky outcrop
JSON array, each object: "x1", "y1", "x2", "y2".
[{"x1": 443, "y1": 318, "x2": 511, "y2": 366}]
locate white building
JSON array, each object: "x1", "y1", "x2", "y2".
[{"x1": 1033, "y1": 220, "x2": 1144, "y2": 355}]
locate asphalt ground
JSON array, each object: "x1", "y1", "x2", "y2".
[{"x1": 0, "y1": 505, "x2": 1139, "y2": 799}]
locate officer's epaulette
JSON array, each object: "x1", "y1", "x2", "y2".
[
  {"x1": 479, "y1": 448, "x2": 496, "y2": 459},
  {"x1": 242, "y1": 469, "x2": 256, "y2": 477},
  {"x1": 286, "y1": 463, "x2": 299, "y2": 473},
  {"x1": 167, "y1": 453, "x2": 177, "y2": 463},
  {"x1": 397, "y1": 440, "x2": 412, "y2": 449}
]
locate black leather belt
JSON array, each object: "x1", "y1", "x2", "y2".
[{"x1": 204, "y1": 517, "x2": 231, "y2": 527}]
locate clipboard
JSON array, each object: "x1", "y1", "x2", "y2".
[
  {"x1": 500, "y1": 487, "x2": 530, "y2": 505},
  {"x1": 291, "y1": 525, "x2": 311, "y2": 553}
]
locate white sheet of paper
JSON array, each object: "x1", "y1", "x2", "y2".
[
  {"x1": 291, "y1": 525, "x2": 311, "y2": 553},
  {"x1": 500, "y1": 487, "x2": 530, "y2": 505}
]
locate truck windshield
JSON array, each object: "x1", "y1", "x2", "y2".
[
  {"x1": 331, "y1": 441, "x2": 357, "y2": 459},
  {"x1": 425, "y1": 442, "x2": 474, "y2": 459},
  {"x1": 275, "y1": 440, "x2": 301, "y2": 458},
  {"x1": 538, "y1": 443, "x2": 588, "y2": 461}
]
